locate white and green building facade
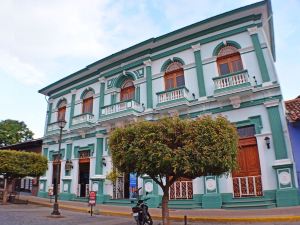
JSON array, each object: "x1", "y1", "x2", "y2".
[{"x1": 38, "y1": 0, "x2": 299, "y2": 209}]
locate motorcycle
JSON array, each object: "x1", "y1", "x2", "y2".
[{"x1": 132, "y1": 189, "x2": 153, "y2": 225}]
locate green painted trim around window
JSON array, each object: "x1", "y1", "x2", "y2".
[
  {"x1": 115, "y1": 72, "x2": 136, "y2": 88},
  {"x1": 42, "y1": 148, "x2": 48, "y2": 158},
  {"x1": 80, "y1": 87, "x2": 95, "y2": 99},
  {"x1": 250, "y1": 33, "x2": 270, "y2": 82},
  {"x1": 74, "y1": 144, "x2": 95, "y2": 158},
  {"x1": 266, "y1": 105, "x2": 288, "y2": 159},
  {"x1": 42, "y1": 17, "x2": 263, "y2": 97},
  {"x1": 235, "y1": 115, "x2": 263, "y2": 134},
  {"x1": 69, "y1": 93, "x2": 76, "y2": 128},
  {"x1": 146, "y1": 65, "x2": 153, "y2": 108},
  {"x1": 193, "y1": 49, "x2": 206, "y2": 97},
  {"x1": 99, "y1": 82, "x2": 105, "y2": 117},
  {"x1": 160, "y1": 57, "x2": 185, "y2": 72},
  {"x1": 95, "y1": 138, "x2": 104, "y2": 175},
  {"x1": 212, "y1": 40, "x2": 242, "y2": 56}
]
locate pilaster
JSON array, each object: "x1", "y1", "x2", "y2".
[
  {"x1": 99, "y1": 79, "x2": 105, "y2": 117},
  {"x1": 95, "y1": 137, "x2": 104, "y2": 175},
  {"x1": 144, "y1": 60, "x2": 153, "y2": 109},
  {"x1": 69, "y1": 89, "x2": 76, "y2": 128},
  {"x1": 192, "y1": 43, "x2": 206, "y2": 97},
  {"x1": 142, "y1": 177, "x2": 161, "y2": 208},
  {"x1": 202, "y1": 176, "x2": 222, "y2": 209},
  {"x1": 248, "y1": 27, "x2": 270, "y2": 83}
]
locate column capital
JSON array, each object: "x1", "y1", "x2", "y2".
[
  {"x1": 143, "y1": 59, "x2": 152, "y2": 66},
  {"x1": 98, "y1": 77, "x2": 105, "y2": 83},
  {"x1": 96, "y1": 133, "x2": 105, "y2": 138},
  {"x1": 191, "y1": 43, "x2": 201, "y2": 52},
  {"x1": 71, "y1": 89, "x2": 77, "y2": 94},
  {"x1": 48, "y1": 98, "x2": 54, "y2": 103},
  {"x1": 264, "y1": 99, "x2": 279, "y2": 108},
  {"x1": 248, "y1": 26, "x2": 258, "y2": 35}
]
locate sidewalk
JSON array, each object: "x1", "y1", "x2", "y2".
[{"x1": 19, "y1": 195, "x2": 300, "y2": 223}]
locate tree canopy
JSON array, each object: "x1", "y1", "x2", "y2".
[
  {"x1": 0, "y1": 150, "x2": 47, "y2": 179},
  {"x1": 109, "y1": 115, "x2": 239, "y2": 225},
  {"x1": 0, "y1": 119, "x2": 34, "y2": 147}
]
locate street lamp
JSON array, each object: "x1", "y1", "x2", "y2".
[{"x1": 51, "y1": 119, "x2": 67, "y2": 216}]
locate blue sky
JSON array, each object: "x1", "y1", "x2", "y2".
[{"x1": 0, "y1": 0, "x2": 299, "y2": 138}]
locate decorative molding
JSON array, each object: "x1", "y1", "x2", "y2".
[
  {"x1": 264, "y1": 99, "x2": 279, "y2": 108},
  {"x1": 248, "y1": 26, "x2": 258, "y2": 35},
  {"x1": 143, "y1": 59, "x2": 152, "y2": 67},
  {"x1": 191, "y1": 43, "x2": 201, "y2": 52},
  {"x1": 273, "y1": 159, "x2": 293, "y2": 167},
  {"x1": 229, "y1": 96, "x2": 241, "y2": 108},
  {"x1": 71, "y1": 89, "x2": 77, "y2": 94}
]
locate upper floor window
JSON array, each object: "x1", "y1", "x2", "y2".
[
  {"x1": 57, "y1": 100, "x2": 67, "y2": 121},
  {"x1": 120, "y1": 80, "x2": 135, "y2": 101},
  {"x1": 217, "y1": 45, "x2": 243, "y2": 76},
  {"x1": 82, "y1": 91, "x2": 93, "y2": 114},
  {"x1": 164, "y1": 61, "x2": 185, "y2": 90}
]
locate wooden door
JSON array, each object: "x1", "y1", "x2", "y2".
[{"x1": 232, "y1": 137, "x2": 263, "y2": 197}]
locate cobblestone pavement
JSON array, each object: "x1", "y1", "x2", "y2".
[{"x1": 1, "y1": 204, "x2": 300, "y2": 225}]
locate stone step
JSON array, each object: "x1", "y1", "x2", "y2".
[{"x1": 222, "y1": 203, "x2": 276, "y2": 209}]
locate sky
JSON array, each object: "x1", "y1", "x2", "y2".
[{"x1": 0, "y1": 0, "x2": 299, "y2": 138}]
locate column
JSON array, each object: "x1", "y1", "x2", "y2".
[
  {"x1": 69, "y1": 89, "x2": 76, "y2": 128},
  {"x1": 142, "y1": 176, "x2": 161, "y2": 208},
  {"x1": 248, "y1": 27, "x2": 270, "y2": 83},
  {"x1": 192, "y1": 44, "x2": 206, "y2": 97},
  {"x1": 45, "y1": 101, "x2": 53, "y2": 134},
  {"x1": 135, "y1": 85, "x2": 140, "y2": 103},
  {"x1": 99, "y1": 79, "x2": 105, "y2": 117},
  {"x1": 144, "y1": 60, "x2": 153, "y2": 109}
]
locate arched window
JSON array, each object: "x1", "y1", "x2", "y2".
[
  {"x1": 217, "y1": 45, "x2": 243, "y2": 76},
  {"x1": 164, "y1": 61, "x2": 185, "y2": 90},
  {"x1": 120, "y1": 80, "x2": 135, "y2": 101},
  {"x1": 57, "y1": 100, "x2": 67, "y2": 121},
  {"x1": 82, "y1": 91, "x2": 93, "y2": 114}
]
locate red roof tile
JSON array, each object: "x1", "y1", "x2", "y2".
[{"x1": 285, "y1": 96, "x2": 300, "y2": 122}]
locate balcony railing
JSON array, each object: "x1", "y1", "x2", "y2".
[
  {"x1": 157, "y1": 86, "x2": 189, "y2": 104},
  {"x1": 47, "y1": 122, "x2": 60, "y2": 132},
  {"x1": 101, "y1": 100, "x2": 143, "y2": 116},
  {"x1": 213, "y1": 70, "x2": 250, "y2": 91},
  {"x1": 72, "y1": 113, "x2": 94, "y2": 126}
]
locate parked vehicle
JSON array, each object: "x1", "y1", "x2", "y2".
[{"x1": 131, "y1": 189, "x2": 153, "y2": 225}]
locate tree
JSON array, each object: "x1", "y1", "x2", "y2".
[
  {"x1": 0, "y1": 119, "x2": 34, "y2": 147},
  {"x1": 109, "y1": 116, "x2": 239, "y2": 225},
  {"x1": 0, "y1": 150, "x2": 48, "y2": 204}
]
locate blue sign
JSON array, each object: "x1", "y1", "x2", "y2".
[{"x1": 129, "y1": 173, "x2": 137, "y2": 198}]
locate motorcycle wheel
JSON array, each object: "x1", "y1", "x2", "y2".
[{"x1": 143, "y1": 212, "x2": 153, "y2": 225}]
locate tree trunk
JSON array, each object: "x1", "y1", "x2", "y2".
[
  {"x1": 161, "y1": 190, "x2": 170, "y2": 225},
  {"x1": 2, "y1": 178, "x2": 14, "y2": 204}
]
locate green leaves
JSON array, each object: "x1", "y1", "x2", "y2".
[
  {"x1": 0, "y1": 150, "x2": 48, "y2": 179},
  {"x1": 0, "y1": 120, "x2": 34, "y2": 147},
  {"x1": 109, "y1": 115, "x2": 238, "y2": 185}
]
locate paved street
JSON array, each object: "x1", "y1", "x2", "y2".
[{"x1": 1, "y1": 204, "x2": 300, "y2": 225}]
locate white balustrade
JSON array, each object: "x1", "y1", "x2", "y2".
[
  {"x1": 157, "y1": 87, "x2": 189, "y2": 104},
  {"x1": 214, "y1": 70, "x2": 249, "y2": 90},
  {"x1": 72, "y1": 113, "x2": 94, "y2": 125},
  {"x1": 47, "y1": 122, "x2": 60, "y2": 132},
  {"x1": 101, "y1": 100, "x2": 142, "y2": 115}
]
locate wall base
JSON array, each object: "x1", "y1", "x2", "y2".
[
  {"x1": 37, "y1": 191, "x2": 48, "y2": 198},
  {"x1": 144, "y1": 194, "x2": 162, "y2": 208},
  {"x1": 202, "y1": 193, "x2": 222, "y2": 209},
  {"x1": 276, "y1": 188, "x2": 299, "y2": 207},
  {"x1": 59, "y1": 193, "x2": 75, "y2": 201},
  {"x1": 96, "y1": 194, "x2": 110, "y2": 204}
]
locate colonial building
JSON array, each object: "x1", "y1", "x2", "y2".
[{"x1": 38, "y1": 0, "x2": 298, "y2": 209}]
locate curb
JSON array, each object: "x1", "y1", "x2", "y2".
[{"x1": 26, "y1": 199, "x2": 300, "y2": 223}]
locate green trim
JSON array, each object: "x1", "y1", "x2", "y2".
[
  {"x1": 56, "y1": 98, "x2": 67, "y2": 108},
  {"x1": 266, "y1": 105, "x2": 288, "y2": 159},
  {"x1": 69, "y1": 93, "x2": 76, "y2": 128},
  {"x1": 115, "y1": 72, "x2": 136, "y2": 88},
  {"x1": 133, "y1": 68, "x2": 145, "y2": 79},
  {"x1": 40, "y1": 12, "x2": 264, "y2": 96},
  {"x1": 250, "y1": 33, "x2": 270, "y2": 82},
  {"x1": 213, "y1": 40, "x2": 242, "y2": 56},
  {"x1": 160, "y1": 57, "x2": 185, "y2": 72},
  {"x1": 95, "y1": 138, "x2": 104, "y2": 175},
  {"x1": 276, "y1": 188, "x2": 299, "y2": 207},
  {"x1": 204, "y1": 176, "x2": 218, "y2": 194},
  {"x1": 80, "y1": 87, "x2": 95, "y2": 99},
  {"x1": 235, "y1": 115, "x2": 263, "y2": 134},
  {"x1": 194, "y1": 49, "x2": 206, "y2": 97},
  {"x1": 99, "y1": 82, "x2": 105, "y2": 117},
  {"x1": 47, "y1": 103, "x2": 53, "y2": 126},
  {"x1": 42, "y1": 148, "x2": 48, "y2": 158},
  {"x1": 72, "y1": 112, "x2": 93, "y2": 118},
  {"x1": 74, "y1": 144, "x2": 95, "y2": 158},
  {"x1": 156, "y1": 97, "x2": 188, "y2": 108},
  {"x1": 156, "y1": 86, "x2": 189, "y2": 95},
  {"x1": 202, "y1": 193, "x2": 222, "y2": 209},
  {"x1": 145, "y1": 64, "x2": 153, "y2": 108},
  {"x1": 66, "y1": 144, "x2": 72, "y2": 160},
  {"x1": 135, "y1": 86, "x2": 140, "y2": 103}
]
